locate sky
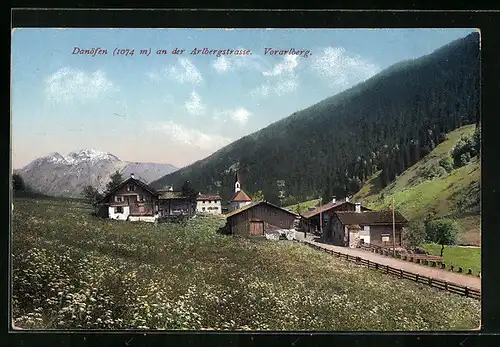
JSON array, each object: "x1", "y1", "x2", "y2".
[{"x1": 11, "y1": 28, "x2": 478, "y2": 170}]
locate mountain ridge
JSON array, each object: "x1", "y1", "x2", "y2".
[
  {"x1": 150, "y1": 32, "x2": 480, "y2": 205},
  {"x1": 15, "y1": 149, "x2": 179, "y2": 198}
]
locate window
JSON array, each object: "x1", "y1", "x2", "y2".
[
  {"x1": 202, "y1": 207, "x2": 206, "y2": 211},
  {"x1": 139, "y1": 195, "x2": 144, "y2": 202},
  {"x1": 116, "y1": 196, "x2": 122, "y2": 202},
  {"x1": 127, "y1": 185, "x2": 136, "y2": 192},
  {"x1": 115, "y1": 206, "x2": 123, "y2": 213}
]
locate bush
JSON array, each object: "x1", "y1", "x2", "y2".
[
  {"x1": 402, "y1": 220, "x2": 427, "y2": 248},
  {"x1": 438, "y1": 155, "x2": 454, "y2": 173}
]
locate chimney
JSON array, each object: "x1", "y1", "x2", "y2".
[
  {"x1": 130, "y1": 173, "x2": 135, "y2": 179},
  {"x1": 355, "y1": 202, "x2": 361, "y2": 213},
  {"x1": 345, "y1": 196, "x2": 349, "y2": 202},
  {"x1": 332, "y1": 197, "x2": 336, "y2": 204}
]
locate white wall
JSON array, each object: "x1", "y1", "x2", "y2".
[
  {"x1": 108, "y1": 206, "x2": 130, "y2": 220},
  {"x1": 359, "y1": 225, "x2": 371, "y2": 244},
  {"x1": 196, "y1": 200, "x2": 222, "y2": 214},
  {"x1": 229, "y1": 201, "x2": 251, "y2": 212}
]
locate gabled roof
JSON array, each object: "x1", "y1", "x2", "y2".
[
  {"x1": 301, "y1": 201, "x2": 371, "y2": 219},
  {"x1": 230, "y1": 190, "x2": 252, "y2": 202},
  {"x1": 335, "y1": 210, "x2": 408, "y2": 226},
  {"x1": 97, "y1": 177, "x2": 156, "y2": 204},
  {"x1": 226, "y1": 201, "x2": 300, "y2": 219}
]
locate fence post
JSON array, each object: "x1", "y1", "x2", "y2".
[
  {"x1": 428, "y1": 278, "x2": 432, "y2": 286},
  {"x1": 375, "y1": 263, "x2": 378, "y2": 270},
  {"x1": 468, "y1": 268, "x2": 472, "y2": 275},
  {"x1": 386, "y1": 265, "x2": 389, "y2": 274},
  {"x1": 445, "y1": 282, "x2": 448, "y2": 291},
  {"x1": 400, "y1": 269, "x2": 403, "y2": 278},
  {"x1": 465, "y1": 287, "x2": 469, "y2": 297},
  {"x1": 415, "y1": 274, "x2": 419, "y2": 282}
]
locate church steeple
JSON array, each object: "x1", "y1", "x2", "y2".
[{"x1": 234, "y1": 171, "x2": 241, "y2": 193}]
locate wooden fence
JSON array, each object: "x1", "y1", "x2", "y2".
[{"x1": 297, "y1": 240, "x2": 481, "y2": 301}]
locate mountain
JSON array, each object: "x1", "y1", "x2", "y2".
[
  {"x1": 15, "y1": 149, "x2": 178, "y2": 197},
  {"x1": 353, "y1": 124, "x2": 480, "y2": 246},
  {"x1": 150, "y1": 32, "x2": 480, "y2": 205}
]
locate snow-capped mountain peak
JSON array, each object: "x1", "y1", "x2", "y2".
[{"x1": 64, "y1": 149, "x2": 120, "y2": 164}]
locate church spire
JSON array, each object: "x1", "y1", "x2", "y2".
[{"x1": 234, "y1": 171, "x2": 241, "y2": 193}]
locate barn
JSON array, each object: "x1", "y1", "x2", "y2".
[{"x1": 225, "y1": 201, "x2": 300, "y2": 237}]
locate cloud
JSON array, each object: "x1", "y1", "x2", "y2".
[
  {"x1": 311, "y1": 47, "x2": 379, "y2": 88},
  {"x1": 167, "y1": 58, "x2": 202, "y2": 84},
  {"x1": 150, "y1": 121, "x2": 232, "y2": 151},
  {"x1": 262, "y1": 55, "x2": 299, "y2": 77},
  {"x1": 212, "y1": 52, "x2": 268, "y2": 73},
  {"x1": 250, "y1": 55, "x2": 300, "y2": 98},
  {"x1": 213, "y1": 108, "x2": 252, "y2": 125},
  {"x1": 184, "y1": 91, "x2": 205, "y2": 115},
  {"x1": 45, "y1": 67, "x2": 113, "y2": 102}
]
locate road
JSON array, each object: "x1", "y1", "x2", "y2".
[{"x1": 294, "y1": 232, "x2": 481, "y2": 291}]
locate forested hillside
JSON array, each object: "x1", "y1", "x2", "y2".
[{"x1": 151, "y1": 32, "x2": 480, "y2": 205}]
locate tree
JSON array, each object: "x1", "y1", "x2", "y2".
[
  {"x1": 105, "y1": 171, "x2": 124, "y2": 194},
  {"x1": 295, "y1": 202, "x2": 303, "y2": 215},
  {"x1": 402, "y1": 220, "x2": 427, "y2": 248},
  {"x1": 12, "y1": 173, "x2": 26, "y2": 192},
  {"x1": 181, "y1": 180, "x2": 198, "y2": 198},
  {"x1": 252, "y1": 190, "x2": 265, "y2": 202},
  {"x1": 425, "y1": 218, "x2": 459, "y2": 256},
  {"x1": 81, "y1": 185, "x2": 103, "y2": 204}
]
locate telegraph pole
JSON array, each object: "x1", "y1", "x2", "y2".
[
  {"x1": 319, "y1": 196, "x2": 323, "y2": 236},
  {"x1": 392, "y1": 196, "x2": 396, "y2": 256}
]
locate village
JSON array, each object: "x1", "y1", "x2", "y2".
[{"x1": 96, "y1": 171, "x2": 409, "y2": 250}]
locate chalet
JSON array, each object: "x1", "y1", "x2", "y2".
[
  {"x1": 228, "y1": 171, "x2": 252, "y2": 212},
  {"x1": 196, "y1": 193, "x2": 222, "y2": 215},
  {"x1": 225, "y1": 201, "x2": 300, "y2": 237},
  {"x1": 326, "y1": 210, "x2": 409, "y2": 248},
  {"x1": 300, "y1": 198, "x2": 371, "y2": 234},
  {"x1": 96, "y1": 174, "x2": 196, "y2": 222}
]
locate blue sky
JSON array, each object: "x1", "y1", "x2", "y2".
[{"x1": 11, "y1": 28, "x2": 478, "y2": 169}]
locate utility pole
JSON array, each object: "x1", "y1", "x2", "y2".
[
  {"x1": 319, "y1": 196, "x2": 323, "y2": 236},
  {"x1": 392, "y1": 196, "x2": 396, "y2": 256}
]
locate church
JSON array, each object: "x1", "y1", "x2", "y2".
[{"x1": 228, "y1": 171, "x2": 252, "y2": 212}]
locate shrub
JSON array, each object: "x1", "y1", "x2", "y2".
[
  {"x1": 438, "y1": 155, "x2": 454, "y2": 173},
  {"x1": 402, "y1": 220, "x2": 427, "y2": 248}
]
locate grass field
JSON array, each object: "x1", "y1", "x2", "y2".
[
  {"x1": 419, "y1": 243, "x2": 481, "y2": 275},
  {"x1": 11, "y1": 197, "x2": 480, "y2": 330},
  {"x1": 286, "y1": 198, "x2": 321, "y2": 214}
]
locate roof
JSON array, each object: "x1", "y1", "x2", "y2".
[
  {"x1": 97, "y1": 177, "x2": 156, "y2": 204},
  {"x1": 335, "y1": 210, "x2": 408, "y2": 226},
  {"x1": 225, "y1": 201, "x2": 300, "y2": 219},
  {"x1": 157, "y1": 190, "x2": 192, "y2": 200},
  {"x1": 229, "y1": 190, "x2": 252, "y2": 202},
  {"x1": 302, "y1": 201, "x2": 371, "y2": 219},
  {"x1": 197, "y1": 194, "x2": 222, "y2": 201}
]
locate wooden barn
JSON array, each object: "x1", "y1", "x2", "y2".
[
  {"x1": 300, "y1": 199, "x2": 371, "y2": 235},
  {"x1": 326, "y1": 210, "x2": 409, "y2": 248},
  {"x1": 225, "y1": 201, "x2": 300, "y2": 237}
]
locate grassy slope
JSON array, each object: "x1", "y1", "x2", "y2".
[
  {"x1": 353, "y1": 124, "x2": 480, "y2": 246},
  {"x1": 286, "y1": 199, "x2": 321, "y2": 214},
  {"x1": 12, "y1": 197, "x2": 479, "y2": 330}
]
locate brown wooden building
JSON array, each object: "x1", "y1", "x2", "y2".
[
  {"x1": 327, "y1": 210, "x2": 409, "y2": 248},
  {"x1": 97, "y1": 174, "x2": 196, "y2": 222},
  {"x1": 300, "y1": 200, "x2": 371, "y2": 234},
  {"x1": 225, "y1": 201, "x2": 300, "y2": 237}
]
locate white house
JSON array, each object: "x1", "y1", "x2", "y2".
[{"x1": 196, "y1": 194, "x2": 222, "y2": 214}]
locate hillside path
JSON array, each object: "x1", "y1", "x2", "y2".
[{"x1": 294, "y1": 232, "x2": 481, "y2": 291}]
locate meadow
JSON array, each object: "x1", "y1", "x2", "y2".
[
  {"x1": 419, "y1": 243, "x2": 481, "y2": 275},
  {"x1": 11, "y1": 197, "x2": 480, "y2": 331}
]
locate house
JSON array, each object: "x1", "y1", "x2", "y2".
[
  {"x1": 326, "y1": 210, "x2": 409, "y2": 248},
  {"x1": 196, "y1": 193, "x2": 222, "y2": 214},
  {"x1": 96, "y1": 174, "x2": 196, "y2": 222},
  {"x1": 228, "y1": 171, "x2": 252, "y2": 212},
  {"x1": 299, "y1": 198, "x2": 371, "y2": 234},
  {"x1": 225, "y1": 200, "x2": 300, "y2": 238}
]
